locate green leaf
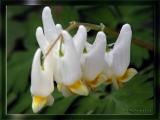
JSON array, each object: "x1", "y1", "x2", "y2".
[
  {"x1": 70, "y1": 95, "x2": 98, "y2": 114},
  {"x1": 100, "y1": 72, "x2": 153, "y2": 114},
  {"x1": 7, "y1": 6, "x2": 29, "y2": 19},
  {"x1": 7, "y1": 20, "x2": 25, "y2": 55},
  {"x1": 80, "y1": 6, "x2": 119, "y2": 28},
  {"x1": 8, "y1": 90, "x2": 32, "y2": 114},
  {"x1": 118, "y1": 5, "x2": 153, "y2": 68},
  {"x1": 7, "y1": 93, "x2": 17, "y2": 106},
  {"x1": 118, "y1": 5, "x2": 152, "y2": 24},
  {"x1": 24, "y1": 11, "x2": 41, "y2": 50},
  {"x1": 131, "y1": 44, "x2": 149, "y2": 68},
  {"x1": 7, "y1": 50, "x2": 35, "y2": 93},
  {"x1": 45, "y1": 95, "x2": 78, "y2": 114},
  {"x1": 135, "y1": 29, "x2": 153, "y2": 43},
  {"x1": 51, "y1": 6, "x2": 79, "y2": 28}
]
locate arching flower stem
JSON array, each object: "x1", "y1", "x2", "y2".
[
  {"x1": 43, "y1": 34, "x2": 63, "y2": 59},
  {"x1": 44, "y1": 21, "x2": 154, "y2": 60},
  {"x1": 66, "y1": 21, "x2": 154, "y2": 51}
]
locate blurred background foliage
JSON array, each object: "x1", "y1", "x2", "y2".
[{"x1": 6, "y1": 5, "x2": 155, "y2": 115}]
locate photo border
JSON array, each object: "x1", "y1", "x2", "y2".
[{"x1": 1, "y1": 0, "x2": 160, "y2": 119}]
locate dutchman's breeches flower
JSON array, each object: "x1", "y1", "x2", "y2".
[
  {"x1": 52, "y1": 30, "x2": 89, "y2": 96},
  {"x1": 30, "y1": 6, "x2": 138, "y2": 113},
  {"x1": 41, "y1": 6, "x2": 89, "y2": 96},
  {"x1": 104, "y1": 24, "x2": 138, "y2": 89},
  {"x1": 30, "y1": 48, "x2": 54, "y2": 113},
  {"x1": 80, "y1": 32, "x2": 107, "y2": 89},
  {"x1": 30, "y1": 6, "x2": 62, "y2": 113}
]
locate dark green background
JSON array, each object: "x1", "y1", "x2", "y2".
[{"x1": 5, "y1": 5, "x2": 155, "y2": 115}]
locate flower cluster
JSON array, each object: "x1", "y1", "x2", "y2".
[{"x1": 30, "y1": 6, "x2": 137, "y2": 113}]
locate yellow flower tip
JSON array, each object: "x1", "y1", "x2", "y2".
[
  {"x1": 32, "y1": 96, "x2": 48, "y2": 113},
  {"x1": 105, "y1": 68, "x2": 138, "y2": 88},
  {"x1": 67, "y1": 80, "x2": 89, "y2": 96},
  {"x1": 117, "y1": 68, "x2": 138, "y2": 83},
  {"x1": 32, "y1": 95, "x2": 54, "y2": 113},
  {"x1": 86, "y1": 74, "x2": 105, "y2": 89}
]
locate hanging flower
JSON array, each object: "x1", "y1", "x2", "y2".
[
  {"x1": 52, "y1": 30, "x2": 89, "y2": 96},
  {"x1": 42, "y1": 6, "x2": 61, "y2": 44},
  {"x1": 104, "y1": 24, "x2": 138, "y2": 89},
  {"x1": 56, "y1": 25, "x2": 89, "y2": 97},
  {"x1": 30, "y1": 6, "x2": 62, "y2": 113},
  {"x1": 41, "y1": 6, "x2": 89, "y2": 96},
  {"x1": 79, "y1": 32, "x2": 107, "y2": 89},
  {"x1": 30, "y1": 5, "x2": 138, "y2": 113},
  {"x1": 30, "y1": 48, "x2": 54, "y2": 113}
]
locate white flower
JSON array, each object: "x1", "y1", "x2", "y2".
[
  {"x1": 30, "y1": 48, "x2": 54, "y2": 113},
  {"x1": 82, "y1": 32, "x2": 107, "y2": 89},
  {"x1": 30, "y1": 6, "x2": 66, "y2": 112},
  {"x1": 41, "y1": 6, "x2": 88, "y2": 96},
  {"x1": 73, "y1": 25, "x2": 87, "y2": 58},
  {"x1": 42, "y1": 6, "x2": 61, "y2": 43},
  {"x1": 73, "y1": 31, "x2": 107, "y2": 89},
  {"x1": 56, "y1": 25, "x2": 88, "y2": 97},
  {"x1": 104, "y1": 24, "x2": 137, "y2": 89},
  {"x1": 30, "y1": 5, "x2": 138, "y2": 114},
  {"x1": 52, "y1": 30, "x2": 89, "y2": 96},
  {"x1": 41, "y1": 6, "x2": 63, "y2": 58}
]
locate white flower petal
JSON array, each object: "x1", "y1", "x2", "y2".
[
  {"x1": 60, "y1": 30, "x2": 82, "y2": 85},
  {"x1": 36, "y1": 27, "x2": 49, "y2": 55},
  {"x1": 73, "y1": 25, "x2": 87, "y2": 56},
  {"x1": 85, "y1": 41, "x2": 92, "y2": 52},
  {"x1": 111, "y1": 24, "x2": 132, "y2": 76},
  {"x1": 82, "y1": 31, "x2": 106, "y2": 81},
  {"x1": 56, "y1": 24, "x2": 63, "y2": 33},
  {"x1": 42, "y1": 6, "x2": 59, "y2": 42},
  {"x1": 30, "y1": 48, "x2": 54, "y2": 97},
  {"x1": 103, "y1": 53, "x2": 113, "y2": 79},
  {"x1": 62, "y1": 30, "x2": 77, "y2": 54},
  {"x1": 114, "y1": 24, "x2": 131, "y2": 48},
  {"x1": 51, "y1": 31, "x2": 88, "y2": 95}
]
